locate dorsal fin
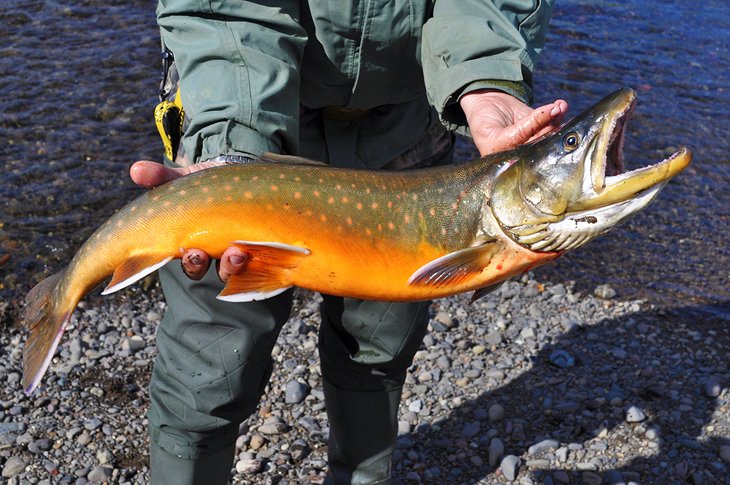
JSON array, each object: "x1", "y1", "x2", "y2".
[{"x1": 257, "y1": 152, "x2": 328, "y2": 166}]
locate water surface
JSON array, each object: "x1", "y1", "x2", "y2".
[{"x1": 1, "y1": 0, "x2": 728, "y2": 314}]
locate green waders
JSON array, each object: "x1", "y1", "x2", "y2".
[
  {"x1": 147, "y1": 89, "x2": 455, "y2": 484},
  {"x1": 148, "y1": 263, "x2": 431, "y2": 485}
]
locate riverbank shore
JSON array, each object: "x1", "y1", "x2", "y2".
[{"x1": 1, "y1": 275, "x2": 728, "y2": 484}]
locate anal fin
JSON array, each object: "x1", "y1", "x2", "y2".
[
  {"x1": 101, "y1": 254, "x2": 173, "y2": 295},
  {"x1": 218, "y1": 241, "x2": 310, "y2": 302},
  {"x1": 408, "y1": 241, "x2": 502, "y2": 289}
]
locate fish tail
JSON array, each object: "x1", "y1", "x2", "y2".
[{"x1": 20, "y1": 269, "x2": 75, "y2": 395}]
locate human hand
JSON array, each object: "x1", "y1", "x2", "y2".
[
  {"x1": 130, "y1": 160, "x2": 249, "y2": 281},
  {"x1": 460, "y1": 89, "x2": 569, "y2": 156}
]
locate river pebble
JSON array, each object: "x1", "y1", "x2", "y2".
[{"x1": 500, "y1": 455, "x2": 521, "y2": 480}]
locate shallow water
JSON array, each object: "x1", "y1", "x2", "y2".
[{"x1": 1, "y1": 0, "x2": 728, "y2": 311}]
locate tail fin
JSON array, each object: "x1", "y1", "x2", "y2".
[{"x1": 20, "y1": 270, "x2": 74, "y2": 395}]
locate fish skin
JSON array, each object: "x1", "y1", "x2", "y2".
[{"x1": 19, "y1": 88, "x2": 691, "y2": 394}]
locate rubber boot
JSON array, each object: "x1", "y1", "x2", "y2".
[
  {"x1": 323, "y1": 381, "x2": 402, "y2": 485},
  {"x1": 150, "y1": 439, "x2": 235, "y2": 485}
]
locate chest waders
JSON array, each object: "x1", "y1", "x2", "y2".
[{"x1": 146, "y1": 46, "x2": 455, "y2": 484}]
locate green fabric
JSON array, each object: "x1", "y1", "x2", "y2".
[
  {"x1": 422, "y1": 0, "x2": 555, "y2": 129},
  {"x1": 148, "y1": 263, "x2": 293, "y2": 463},
  {"x1": 150, "y1": 440, "x2": 235, "y2": 485},
  {"x1": 157, "y1": 0, "x2": 554, "y2": 166}
]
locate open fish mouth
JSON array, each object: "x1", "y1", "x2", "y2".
[
  {"x1": 575, "y1": 87, "x2": 692, "y2": 212},
  {"x1": 508, "y1": 88, "x2": 693, "y2": 253}
]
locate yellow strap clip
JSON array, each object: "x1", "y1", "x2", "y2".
[{"x1": 154, "y1": 89, "x2": 185, "y2": 162}]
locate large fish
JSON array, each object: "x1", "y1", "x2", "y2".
[{"x1": 20, "y1": 88, "x2": 691, "y2": 393}]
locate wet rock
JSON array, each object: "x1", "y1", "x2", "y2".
[
  {"x1": 488, "y1": 403, "x2": 505, "y2": 422},
  {"x1": 236, "y1": 458, "x2": 265, "y2": 474},
  {"x1": 704, "y1": 377, "x2": 721, "y2": 398},
  {"x1": 461, "y1": 421, "x2": 481, "y2": 438},
  {"x1": 488, "y1": 438, "x2": 504, "y2": 467},
  {"x1": 2, "y1": 456, "x2": 28, "y2": 477},
  {"x1": 720, "y1": 445, "x2": 730, "y2": 463},
  {"x1": 528, "y1": 438, "x2": 559, "y2": 455},
  {"x1": 625, "y1": 405, "x2": 646, "y2": 423},
  {"x1": 594, "y1": 284, "x2": 616, "y2": 299},
  {"x1": 549, "y1": 349, "x2": 575, "y2": 368},
  {"x1": 500, "y1": 455, "x2": 521, "y2": 481},
  {"x1": 285, "y1": 380, "x2": 309, "y2": 404},
  {"x1": 87, "y1": 465, "x2": 112, "y2": 483}
]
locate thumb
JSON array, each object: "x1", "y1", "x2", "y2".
[{"x1": 129, "y1": 160, "x2": 186, "y2": 188}]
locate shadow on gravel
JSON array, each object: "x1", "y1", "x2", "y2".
[{"x1": 402, "y1": 303, "x2": 730, "y2": 484}]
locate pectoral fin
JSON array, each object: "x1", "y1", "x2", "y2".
[
  {"x1": 408, "y1": 241, "x2": 502, "y2": 289},
  {"x1": 101, "y1": 254, "x2": 173, "y2": 295},
  {"x1": 217, "y1": 241, "x2": 310, "y2": 302}
]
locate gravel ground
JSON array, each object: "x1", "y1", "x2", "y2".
[{"x1": 0, "y1": 274, "x2": 728, "y2": 484}]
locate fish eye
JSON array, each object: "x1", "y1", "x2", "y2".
[{"x1": 563, "y1": 132, "x2": 581, "y2": 151}]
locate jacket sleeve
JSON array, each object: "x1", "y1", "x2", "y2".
[
  {"x1": 422, "y1": 0, "x2": 555, "y2": 130},
  {"x1": 157, "y1": 0, "x2": 307, "y2": 163}
]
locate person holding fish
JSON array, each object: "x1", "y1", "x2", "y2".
[{"x1": 130, "y1": 1, "x2": 568, "y2": 483}]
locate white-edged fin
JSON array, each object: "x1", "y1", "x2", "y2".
[
  {"x1": 232, "y1": 240, "x2": 310, "y2": 255},
  {"x1": 24, "y1": 312, "x2": 69, "y2": 394},
  {"x1": 217, "y1": 241, "x2": 310, "y2": 301},
  {"x1": 408, "y1": 241, "x2": 502, "y2": 289},
  {"x1": 101, "y1": 256, "x2": 173, "y2": 295},
  {"x1": 217, "y1": 286, "x2": 293, "y2": 302}
]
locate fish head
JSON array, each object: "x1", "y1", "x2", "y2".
[{"x1": 489, "y1": 88, "x2": 692, "y2": 253}]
